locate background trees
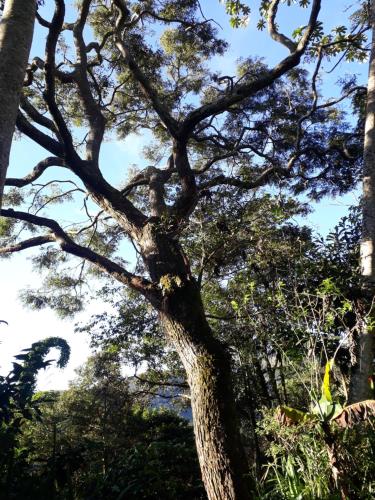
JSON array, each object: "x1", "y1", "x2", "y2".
[{"x1": 12, "y1": 352, "x2": 205, "y2": 499}]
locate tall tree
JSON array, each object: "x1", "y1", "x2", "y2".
[
  {"x1": 350, "y1": 0, "x2": 375, "y2": 403},
  {"x1": 5, "y1": 0, "x2": 372, "y2": 497},
  {"x1": 0, "y1": 0, "x2": 37, "y2": 207}
]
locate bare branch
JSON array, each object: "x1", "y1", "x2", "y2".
[
  {"x1": 34, "y1": 188, "x2": 85, "y2": 215},
  {"x1": 0, "y1": 235, "x2": 55, "y2": 254},
  {"x1": 72, "y1": 0, "x2": 106, "y2": 163},
  {"x1": 20, "y1": 95, "x2": 59, "y2": 135},
  {"x1": 198, "y1": 165, "x2": 289, "y2": 191},
  {"x1": 16, "y1": 121, "x2": 147, "y2": 234},
  {"x1": 121, "y1": 175, "x2": 149, "y2": 197},
  {"x1": 5, "y1": 157, "x2": 66, "y2": 187},
  {"x1": 16, "y1": 112, "x2": 64, "y2": 157},
  {"x1": 147, "y1": 167, "x2": 170, "y2": 217},
  {"x1": 44, "y1": 0, "x2": 79, "y2": 162},
  {"x1": 36, "y1": 11, "x2": 51, "y2": 29},
  {"x1": 267, "y1": 0, "x2": 297, "y2": 53},
  {"x1": 171, "y1": 143, "x2": 198, "y2": 219}
]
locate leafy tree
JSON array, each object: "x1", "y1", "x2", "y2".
[
  {"x1": 0, "y1": 0, "x2": 370, "y2": 497},
  {"x1": 81, "y1": 198, "x2": 370, "y2": 487},
  {"x1": 0, "y1": 336, "x2": 70, "y2": 500}
]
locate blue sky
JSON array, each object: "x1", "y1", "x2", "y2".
[{"x1": 0, "y1": 0, "x2": 367, "y2": 389}]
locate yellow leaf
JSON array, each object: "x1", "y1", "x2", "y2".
[{"x1": 322, "y1": 359, "x2": 334, "y2": 403}]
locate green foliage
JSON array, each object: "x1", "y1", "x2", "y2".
[
  {"x1": 76, "y1": 198, "x2": 374, "y2": 496},
  {"x1": 99, "y1": 409, "x2": 205, "y2": 499},
  {"x1": 0, "y1": 338, "x2": 70, "y2": 499},
  {"x1": 259, "y1": 405, "x2": 375, "y2": 499},
  {"x1": 258, "y1": 410, "x2": 333, "y2": 499},
  {"x1": 220, "y1": 0, "x2": 251, "y2": 28},
  {"x1": 256, "y1": 0, "x2": 368, "y2": 63},
  {"x1": 0, "y1": 217, "x2": 14, "y2": 238},
  {"x1": 13, "y1": 353, "x2": 204, "y2": 500},
  {"x1": 0, "y1": 0, "x2": 372, "y2": 496}
]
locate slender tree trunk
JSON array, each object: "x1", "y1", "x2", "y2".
[
  {"x1": 0, "y1": 0, "x2": 36, "y2": 207},
  {"x1": 138, "y1": 226, "x2": 252, "y2": 499},
  {"x1": 253, "y1": 356, "x2": 272, "y2": 405},
  {"x1": 349, "y1": 0, "x2": 375, "y2": 403},
  {"x1": 244, "y1": 366, "x2": 263, "y2": 476},
  {"x1": 262, "y1": 342, "x2": 281, "y2": 405}
]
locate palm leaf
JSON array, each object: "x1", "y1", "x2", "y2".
[{"x1": 332, "y1": 400, "x2": 375, "y2": 428}]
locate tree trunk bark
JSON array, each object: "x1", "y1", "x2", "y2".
[
  {"x1": 0, "y1": 0, "x2": 36, "y2": 207},
  {"x1": 349, "y1": 0, "x2": 375, "y2": 403},
  {"x1": 160, "y1": 280, "x2": 252, "y2": 500},
  {"x1": 137, "y1": 224, "x2": 252, "y2": 499}
]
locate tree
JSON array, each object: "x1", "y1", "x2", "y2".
[
  {"x1": 0, "y1": 0, "x2": 36, "y2": 207},
  {"x1": 3, "y1": 0, "x2": 372, "y2": 497},
  {"x1": 350, "y1": 0, "x2": 375, "y2": 403},
  {"x1": 0, "y1": 337, "x2": 70, "y2": 500},
  {"x1": 83, "y1": 198, "x2": 366, "y2": 485}
]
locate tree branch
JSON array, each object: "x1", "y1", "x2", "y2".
[
  {"x1": 171, "y1": 142, "x2": 198, "y2": 219},
  {"x1": 179, "y1": 0, "x2": 321, "y2": 137},
  {"x1": 112, "y1": 0, "x2": 179, "y2": 137},
  {"x1": 267, "y1": 0, "x2": 297, "y2": 53},
  {"x1": 0, "y1": 235, "x2": 55, "y2": 254},
  {"x1": 44, "y1": 0, "x2": 79, "y2": 162},
  {"x1": 16, "y1": 112, "x2": 64, "y2": 157},
  {"x1": 0, "y1": 208, "x2": 160, "y2": 303},
  {"x1": 72, "y1": 0, "x2": 106, "y2": 162},
  {"x1": 5, "y1": 157, "x2": 66, "y2": 187},
  {"x1": 17, "y1": 113, "x2": 146, "y2": 234},
  {"x1": 198, "y1": 165, "x2": 288, "y2": 191},
  {"x1": 132, "y1": 374, "x2": 189, "y2": 390},
  {"x1": 36, "y1": 11, "x2": 51, "y2": 29},
  {"x1": 20, "y1": 95, "x2": 59, "y2": 135}
]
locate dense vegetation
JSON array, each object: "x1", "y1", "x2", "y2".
[{"x1": 0, "y1": 0, "x2": 375, "y2": 498}]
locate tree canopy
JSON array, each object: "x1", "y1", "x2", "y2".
[{"x1": 1, "y1": 1, "x2": 375, "y2": 499}]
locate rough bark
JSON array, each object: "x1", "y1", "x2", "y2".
[
  {"x1": 138, "y1": 225, "x2": 252, "y2": 499},
  {"x1": 349, "y1": 0, "x2": 375, "y2": 403},
  {"x1": 160, "y1": 283, "x2": 252, "y2": 500},
  {"x1": 0, "y1": 0, "x2": 36, "y2": 207}
]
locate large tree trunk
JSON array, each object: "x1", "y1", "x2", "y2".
[
  {"x1": 138, "y1": 226, "x2": 252, "y2": 499},
  {"x1": 0, "y1": 0, "x2": 36, "y2": 207},
  {"x1": 349, "y1": 0, "x2": 375, "y2": 403},
  {"x1": 160, "y1": 283, "x2": 251, "y2": 500}
]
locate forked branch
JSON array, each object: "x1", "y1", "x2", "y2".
[{"x1": 0, "y1": 208, "x2": 160, "y2": 303}]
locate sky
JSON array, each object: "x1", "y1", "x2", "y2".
[{"x1": 0, "y1": 0, "x2": 367, "y2": 389}]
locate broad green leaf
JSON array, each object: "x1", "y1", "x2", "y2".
[{"x1": 275, "y1": 405, "x2": 307, "y2": 426}]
